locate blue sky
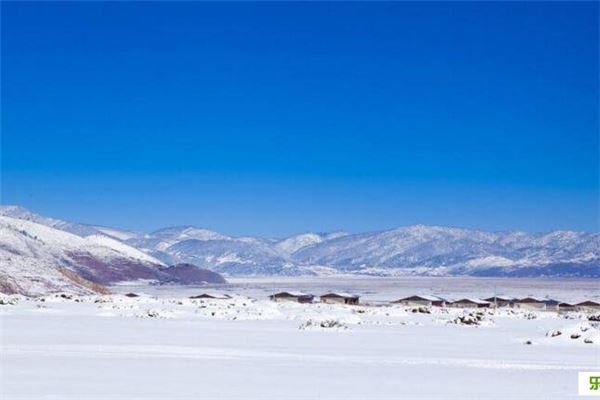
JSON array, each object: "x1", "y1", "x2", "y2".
[{"x1": 1, "y1": 2, "x2": 598, "y2": 236}]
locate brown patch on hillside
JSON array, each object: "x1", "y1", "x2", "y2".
[
  {"x1": 66, "y1": 252, "x2": 161, "y2": 284},
  {"x1": 59, "y1": 268, "x2": 111, "y2": 295}
]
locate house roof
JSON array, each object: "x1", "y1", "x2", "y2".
[
  {"x1": 395, "y1": 295, "x2": 444, "y2": 302},
  {"x1": 320, "y1": 292, "x2": 359, "y2": 299},
  {"x1": 544, "y1": 299, "x2": 560, "y2": 305},
  {"x1": 450, "y1": 298, "x2": 490, "y2": 305},
  {"x1": 558, "y1": 302, "x2": 576, "y2": 306},
  {"x1": 271, "y1": 291, "x2": 313, "y2": 298},
  {"x1": 189, "y1": 293, "x2": 231, "y2": 300},
  {"x1": 575, "y1": 300, "x2": 600, "y2": 306},
  {"x1": 484, "y1": 296, "x2": 513, "y2": 302},
  {"x1": 516, "y1": 297, "x2": 546, "y2": 303}
]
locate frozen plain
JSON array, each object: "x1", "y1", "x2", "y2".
[{"x1": 1, "y1": 277, "x2": 599, "y2": 400}]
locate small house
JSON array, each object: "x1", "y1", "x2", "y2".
[
  {"x1": 189, "y1": 293, "x2": 231, "y2": 300},
  {"x1": 544, "y1": 299, "x2": 560, "y2": 312},
  {"x1": 392, "y1": 295, "x2": 445, "y2": 307},
  {"x1": 448, "y1": 298, "x2": 490, "y2": 308},
  {"x1": 514, "y1": 297, "x2": 546, "y2": 311},
  {"x1": 575, "y1": 300, "x2": 600, "y2": 313},
  {"x1": 320, "y1": 292, "x2": 360, "y2": 305},
  {"x1": 484, "y1": 296, "x2": 513, "y2": 308},
  {"x1": 557, "y1": 302, "x2": 578, "y2": 313},
  {"x1": 269, "y1": 292, "x2": 314, "y2": 303}
]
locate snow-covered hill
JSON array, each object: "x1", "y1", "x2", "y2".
[
  {"x1": 165, "y1": 238, "x2": 298, "y2": 275},
  {"x1": 0, "y1": 216, "x2": 169, "y2": 295},
  {"x1": 126, "y1": 227, "x2": 304, "y2": 275},
  {"x1": 0, "y1": 216, "x2": 225, "y2": 295},
  {"x1": 275, "y1": 233, "x2": 324, "y2": 254},
  {"x1": 274, "y1": 231, "x2": 348, "y2": 254},
  {"x1": 124, "y1": 226, "x2": 230, "y2": 264},
  {"x1": 0, "y1": 205, "x2": 142, "y2": 241}
]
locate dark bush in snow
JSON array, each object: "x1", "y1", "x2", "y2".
[
  {"x1": 299, "y1": 319, "x2": 348, "y2": 330},
  {"x1": 448, "y1": 311, "x2": 489, "y2": 326},
  {"x1": 0, "y1": 296, "x2": 18, "y2": 305},
  {"x1": 588, "y1": 313, "x2": 600, "y2": 322}
]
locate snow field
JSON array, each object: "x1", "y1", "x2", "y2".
[{"x1": 1, "y1": 291, "x2": 599, "y2": 399}]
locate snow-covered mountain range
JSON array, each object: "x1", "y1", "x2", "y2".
[
  {"x1": 1, "y1": 206, "x2": 598, "y2": 293},
  {"x1": 293, "y1": 225, "x2": 600, "y2": 277}
]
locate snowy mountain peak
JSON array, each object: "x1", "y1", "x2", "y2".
[
  {"x1": 321, "y1": 230, "x2": 350, "y2": 240},
  {"x1": 389, "y1": 224, "x2": 485, "y2": 238},
  {"x1": 0, "y1": 205, "x2": 139, "y2": 240},
  {"x1": 151, "y1": 226, "x2": 229, "y2": 241},
  {"x1": 0, "y1": 205, "x2": 29, "y2": 214},
  {"x1": 0, "y1": 205, "x2": 63, "y2": 227},
  {"x1": 275, "y1": 233, "x2": 325, "y2": 254},
  {"x1": 275, "y1": 231, "x2": 352, "y2": 254}
]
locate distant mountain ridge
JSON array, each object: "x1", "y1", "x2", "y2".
[
  {"x1": 292, "y1": 225, "x2": 600, "y2": 277},
  {"x1": 1, "y1": 205, "x2": 598, "y2": 280}
]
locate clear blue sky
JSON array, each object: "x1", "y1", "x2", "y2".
[{"x1": 1, "y1": 2, "x2": 598, "y2": 236}]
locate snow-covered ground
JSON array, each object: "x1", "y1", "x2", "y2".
[{"x1": 1, "y1": 278, "x2": 599, "y2": 399}]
